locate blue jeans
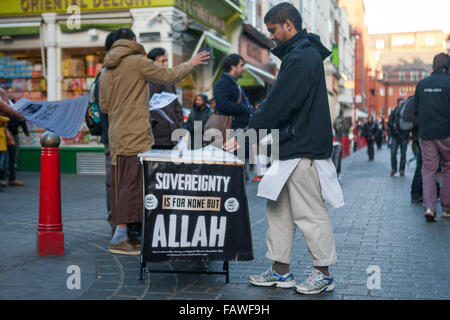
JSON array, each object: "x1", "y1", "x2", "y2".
[{"x1": 391, "y1": 137, "x2": 408, "y2": 172}]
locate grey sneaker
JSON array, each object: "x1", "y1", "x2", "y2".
[
  {"x1": 109, "y1": 239, "x2": 140, "y2": 255},
  {"x1": 441, "y1": 211, "x2": 450, "y2": 219},
  {"x1": 294, "y1": 268, "x2": 335, "y2": 295},
  {"x1": 248, "y1": 267, "x2": 296, "y2": 288}
]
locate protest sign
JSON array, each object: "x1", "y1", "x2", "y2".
[{"x1": 139, "y1": 149, "x2": 253, "y2": 264}]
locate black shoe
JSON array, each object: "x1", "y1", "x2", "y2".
[{"x1": 127, "y1": 223, "x2": 142, "y2": 239}]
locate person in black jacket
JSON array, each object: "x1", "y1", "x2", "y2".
[
  {"x1": 362, "y1": 115, "x2": 377, "y2": 161},
  {"x1": 414, "y1": 53, "x2": 450, "y2": 222},
  {"x1": 238, "y1": 3, "x2": 337, "y2": 295},
  {"x1": 388, "y1": 98, "x2": 409, "y2": 176},
  {"x1": 147, "y1": 47, "x2": 184, "y2": 149},
  {"x1": 375, "y1": 118, "x2": 385, "y2": 150},
  {"x1": 184, "y1": 94, "x2": 212, "y2": 149}
]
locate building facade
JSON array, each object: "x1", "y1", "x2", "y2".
[
  {"x1": 338, "y1": 0, "x2": 370, "y2": 119},
  {"x1": 0, "y1": 0, "x2": 244, "y2": 173},
  {"x1": 368, "y1": 30, "x2": 449, "y2": 119}
]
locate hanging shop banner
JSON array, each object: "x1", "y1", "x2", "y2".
[
  {"x1": 0, "y1": 0, "x2": 174, "y2": 16},
  {"x1": 141, "y1": 154, "x2": 254, "y2": 263}
]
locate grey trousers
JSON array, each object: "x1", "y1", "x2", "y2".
[{"x1": 265, "y1": 158, "x2": 337, "y2": 267}]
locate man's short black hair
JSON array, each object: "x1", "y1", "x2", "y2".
[
  {"x1": 223, "y1": 54, "x2": 245, "y2": 73},
  {"x1": 264, "y1": 2, "x2": 302, "y2": 32},
  {"x1": 432, "y1": 53, "x2": 450, "y2": 72},
  {"x1": 105, "y1": 30, "x2": 116, "y2": 51},
  {"x1": 147, "y1": 47, "x2": 166, "y2": 61},
  {"x1": 105, "y1": 28, "x2": 136, "y2": 51},
  {"x1": 115, "y1": 28, "x2": 136, "y2": 41}
]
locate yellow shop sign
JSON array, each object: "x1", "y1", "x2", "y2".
[{"x1": 0, "y1": 0, "x2": 175, "y2": 15}]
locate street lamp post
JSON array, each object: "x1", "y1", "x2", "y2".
[{"x1": 351, "y1": 30, "x2": 361, "y2": 152}]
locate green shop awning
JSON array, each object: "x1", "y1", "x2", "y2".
[
  {"x1": 175, "y1": 0, "x2": 244, "y2": 35},
  {"x1": 239, "y1": 64, "x2": 276, "y2": 88},
  {"x1": 0, "y1": 26, "x2": 40, "y2": 37},
  {"x1": 239, "y1": 69, "x2": 265, "y2": 87},
  {"x1": 60, "y1": 23, "x2": 132, "y2": 33},
  {"x1": 204, "y1": 32, "x2": 230, "y2": 55}
]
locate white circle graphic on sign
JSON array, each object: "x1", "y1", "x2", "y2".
[
  {"x1": 145, "y1": 194, "x2": 158, "y2": 210},
  {"x1": 224, "y1": 198, "x2": 240, "y2": 213}
]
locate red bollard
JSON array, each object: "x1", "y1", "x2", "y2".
[
  {"x1": 346, "y1": 137, "x2": 351, "y2": 156},
  {"x1": 37, "y1": 131, "x2": 64, "y2": 256}
]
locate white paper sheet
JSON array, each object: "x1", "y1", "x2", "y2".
[
  {"x1": 257, "y1": 158, "x2": 344, "y2": 209},
  {"x1": 149, "y1": 92, "x2": 178, "y2": 110},
  {"x1": 149, "y1": 92, "x2": 178, "y2": 124},
  {"x1": 257, "y1": 159, "x2": 300, "y2": 201}
]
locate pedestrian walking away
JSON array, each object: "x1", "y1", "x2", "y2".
[
  {"x1": 375, "y1": 117, "x2": 385, "y2": 150},
  {"x1": 388, "y1": 98, "x2": 410, "y2": 177},
  {"x1": 333, "y1": 108, "x2": 350, "y2": 175},
  {"x1": 225, "y1": 3, "x2": 342, "y2": 295},
  {"x1": 414, "y1": 52, "x2": 450, "y2": 222},
  {"x1": 362, "y1": 115, "x2": 377, "y2": 161}
]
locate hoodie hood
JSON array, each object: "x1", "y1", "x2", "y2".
[
  {"x1": 272, "y1": 29, "x2": 331, "y2": 61},
  {"x1": 103, "y1": 39, "x2": 146, "y2": 69},
  {"x1": 192, "y1": 94, "x2": 209, "y2": 111}
]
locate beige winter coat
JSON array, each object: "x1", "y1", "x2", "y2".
[{"x1": 99, "y1": 39, "x2": 194, "y2": 165}]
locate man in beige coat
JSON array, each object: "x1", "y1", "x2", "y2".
[{"x1": 99, "y1": 28, "x2": 209, "y2": 255}]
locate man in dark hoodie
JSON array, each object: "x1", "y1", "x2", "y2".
[{"x1": 241, "y1": 3, "x2": 337, "y2": 295}]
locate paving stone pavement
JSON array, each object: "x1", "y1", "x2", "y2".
[{"x1": 0, "y1": 145, "x2": 448, "y2": 300}]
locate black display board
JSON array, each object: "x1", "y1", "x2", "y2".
[{"x1": 140, "y1": 158, "x2": 254, "y2": 282}]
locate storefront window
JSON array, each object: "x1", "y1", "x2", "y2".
[
  {"x1": 60, "y1": 47, "x2": 105, "y2": 146},
  {"x1": 0, "y1": 50, "x2": 47, "y2": 146}
]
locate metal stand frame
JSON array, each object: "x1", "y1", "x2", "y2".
[{"x1": 140, "y1": 261, "x2": 230, "y2": 283}]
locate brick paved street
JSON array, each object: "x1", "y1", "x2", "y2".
[{"x1": 0, "y1": 145, "x2": 448, "y2": 300}]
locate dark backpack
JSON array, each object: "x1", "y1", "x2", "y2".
[
  {"x1": 85, "y1": 71, "x2": 102, "y2": 136},
  {"x1": 395, "y1": 97, "x2": 416, "y2": 131}
]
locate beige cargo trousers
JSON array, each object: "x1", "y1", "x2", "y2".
[{"x1": 265, "y1": 158, "x2": 338, "y2": 267}]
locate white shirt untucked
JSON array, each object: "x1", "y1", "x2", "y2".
[{"x1": 257, "y1": 158, "x2": 344, "y2": 209}]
